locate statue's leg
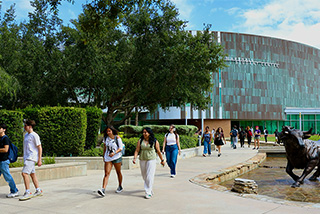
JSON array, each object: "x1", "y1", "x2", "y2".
[
  {"x1": 295, "y1": 160, "x2": 318, "y2": 187},
  {"x1": 309, "y1": 164, "x2": 320, "y2": 181},
  {"x1": 286, "y1": 162, "x2": 298, "y2": 182}
]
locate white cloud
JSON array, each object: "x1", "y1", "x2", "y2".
[
  {"x1": 171, "y1": 0, "x2": 195, "y2": 28},
  {"x1": 226, "y1": 7, "x2": 241, "y2": 16},
  {"x1": 238, "y1": 0, "x2": 320, "y2": 48},
  {"x1": 171, "y1": 0, "x2": 194, "y2": 20},
  {"x1": 2, "y1": 0, "x2": 33, "y2": 21}
]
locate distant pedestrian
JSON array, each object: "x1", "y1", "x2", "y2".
[
  {"x1": 264, "y1": 128, "x2": 269, "y2": 142},
  {"x1": 162, "y1": 124, "x2": 181, "y2": 178},
  {"x1": 97, "y1": 126, "x2": 124, "y2": 197},
  {"x1": 20, "y1": 119, "x2": 43, "y2": 201},
  {"x1": 250, "y1": 127, "x2": 254, "y2": 135},
  {"x1": 230, "y1": 125, "x2": 238, "y2": 149},
  {"x1": 211, "y1": 128, "x2": 215, "y2": 139},
  {"x1": 0, "y1": 123, "x2": 19, "y2": 198},
  {"x1": 253, "y1": 126, "x2": 261, "y2": 150},
  {"x1": 274, "y1": 129, "x2": 280, "y2": 145},
  {"x1": 245, "y1": 126, "x2": 252, "y2": 148},
  {"x1": 238, "y1": 127, "x2": 246, "y2": 148},
  {"x1": 133, "y1": 127, "x2": 165, "y2": 199},
  {"x1": 195, "y1": 129, "x2": 202, "y2": 136},
  {"x1": 201, "y1": 126, "x2": 213, "y2": 157},
  {"x1": 214, "y1": 127, "x2": 225, "y2": 157}
]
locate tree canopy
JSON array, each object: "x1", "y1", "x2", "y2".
[{"x1": 0, "y1": 0, "x2": 226, "y2": 125}]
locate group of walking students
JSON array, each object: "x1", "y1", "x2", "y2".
[
  {"x1": 1, "y1": 122, "x2": 181, "y2": 200},
  {"x1": 201, "y1": 125, "x2": 268, "y2": 157},
  {"x1": 0, "y1": 120, "x2": 43, "y2": 201},
  {"x1": 97, "y1": 124, "x2": 180, "y2": 199}
]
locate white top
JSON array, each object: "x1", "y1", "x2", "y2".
[
  {"x1": 23, "y1": 132, "x2": 41, "y2": 162},
  {"x1": 166, "y1": 133, "x2": 177, "y2": 146},
  {"x1": 103, "y1": 136, "x2": 123, "y2": 162}
]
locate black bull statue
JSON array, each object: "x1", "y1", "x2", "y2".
[{"x1": 279, "y1": 126, "x2": 320, "y2": 187}]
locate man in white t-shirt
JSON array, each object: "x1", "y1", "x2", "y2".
[{"x1": 19, "y1": 119, "x2": 43, "y2": 201}]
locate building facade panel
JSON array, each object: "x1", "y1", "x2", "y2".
[{"x1": 213, "y1": 31, "x2": 320, "y2": 122}]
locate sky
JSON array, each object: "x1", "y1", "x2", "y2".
[{"x1": 1, "y1": 0, "x2": 320, "y2": 49}]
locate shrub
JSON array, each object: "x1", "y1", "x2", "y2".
[
  {"x1": 85, "y1": 107, "x2": 102, "y2": 149},
  {"x1": 81, "y1": 147, "x2": 104, "y2": 157},
  {"x1": 175, "y1": 125, "x2": 198, "y2": 136},
  {"x1": 0, "y1": 110, "x2": 24, "y2": 156},
  {"x1": 119, "y1": 125, "x2": 143, "y2": 136},
  {"x1": 42, "y1": 156, "x2": 56, "y2": 165},
  {"x1": 9, "y1": 160, "x2": 24, "y2": 168},
  {"x1": 143, "y1": 125, "x2": 169, "y2": 134},
  {"x1": 37, "y1": 107, "x2": 87, "y2": 156},
  {"x1": 122, "y1": 134, "x2": 198, "y2": 156},
  {"x1": 119, "y1": 125, "x2": 197, "y2": 136},
  {"x1": 179, "y1": 135, "x2": 198, "y2": 149},
  {"x1": 20, "y1": 106, "x2": 41, "y2": 131},
  {"x1": 121, "y1": 137, "x2": 139, "y2": 156}
]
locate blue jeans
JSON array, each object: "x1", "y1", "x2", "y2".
[
  {"x1": 203, "y1": 141, "x2": 211, "y2": 155},
  {"x1": 165, "y1": 144, "x2": 179, "y2": 175},
  {"x1": 0, "y1": 160, "x2": 18, "y2": 193},
  {"x1": 231, "y1": 137, "x2": 238, "y2": 148}
]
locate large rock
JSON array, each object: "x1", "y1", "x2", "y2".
[{"x1": 231, "y1": 178, "x2": 258, "y2": 194}]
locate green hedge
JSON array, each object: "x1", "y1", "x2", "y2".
[
  {"x1": 122, "y1": 134, "x2": 198, "y2": 156},
  {"x1": 119, "y1": 125, "x2": 198, "y2": 136},
  {"x1": 20, "y1": 105, "x2": 41, "y2": 131},
  {"x1": 85, "y1": 107, "x2": 102, "y2": 149},
  {"x1": 37, "y1": 107, "x2": 87, "y2": 156},
  {"x1": 118, "y1": 125, "x2": 143, "y2": 136},
  {"x1": 0, "y1": 110, "x2": 24, "y2": 156}
]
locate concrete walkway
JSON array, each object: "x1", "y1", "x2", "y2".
[{"x1": 1, "y1": 145, "x2": 320, "y2": 214}]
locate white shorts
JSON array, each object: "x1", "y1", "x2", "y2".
[{"x1": 22, "y1": 160, "x2": 36, "y2": 174}]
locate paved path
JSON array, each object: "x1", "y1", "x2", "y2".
[{"x1": 1, "y1": 145, "x2": 320, "y2": 214}]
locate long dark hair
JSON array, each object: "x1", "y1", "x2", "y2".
[
  {"x1": 140, "y1": 127, "x2": 156, "y2": 148},
  {"x1": 102, "y1": 126, "x2": 118, "y2": 139}
]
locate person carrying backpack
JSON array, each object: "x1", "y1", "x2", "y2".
[
  {"x1": 245, "y1": 126, "x2": 252, "y2": 148},
  {"x1": 230, "y1": 125, "x2": 238, "y2": 149},
  {"x1": 97, "y1": 126, "x2": 124, "y2": 197},
  {"x1": 239, "y1": 127, "x2": 246, "y2": 148},
  {"x1": 0, "y1": 123, "x2": 19, "y2": 198},
  {"x1": 162, "y1": 125, "x2": 181, "y2": 178}
]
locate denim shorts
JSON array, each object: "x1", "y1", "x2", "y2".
[
  {"x1": 111, "y1": 157, "x2": 122, "y2": 164},
  {"x1": 254, "y1": 136, "x2": 260, "y2": 140}
]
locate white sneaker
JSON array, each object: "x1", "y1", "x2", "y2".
[
  {"x1": 145, "y1": 194, "x2": 152, "y2": 199},
  {"x1": 6, "y1": 191, "x2": 19, "y2": 198},
  {"x1": 170, "y1": 175, "x2": 175, "y2": 178},
  {"x1": 19, "y1": 192, "x2": 33, "y2": 201},
  {"x1": 98, "y1": 189, "x2": 105, "y2": 197},
  {"x1": 33, "y1": 189, "x2": 43, "y2": 197}
]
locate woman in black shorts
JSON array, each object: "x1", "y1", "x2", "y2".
[{"x1": 214, "y1": 127, "x2": 225, "y2": 157}]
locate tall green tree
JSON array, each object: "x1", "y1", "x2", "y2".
[
  {"x1": 61, "y1": 0, "x2": 226, "y2": 125},
  {"x1": 0, "y1": 3, "x2": 21, "y2": 107}
]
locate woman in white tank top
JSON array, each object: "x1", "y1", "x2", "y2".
[{"x1": 162, "y1": 125, "x2": 181, "y2": 178}]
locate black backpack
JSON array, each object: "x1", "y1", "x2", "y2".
[{"x1": 231, "y1": 129, "x2": 237, "y2": 137}]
